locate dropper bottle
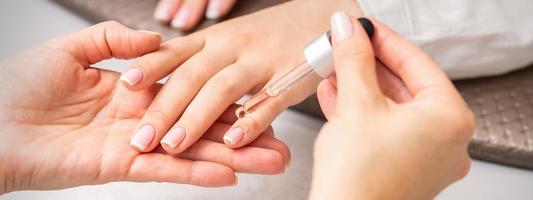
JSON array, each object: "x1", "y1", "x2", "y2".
[{"x1": 236, "y1": 18, "x2": 374, "y2": 118}]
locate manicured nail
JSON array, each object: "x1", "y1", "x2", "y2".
[
  {"x1": 154, "y1": 2, "x2": 172, "y2": 21},
  {"x1": 171, "y1": 6, "x2": 191, "y2": 29},
  {"x1": 120, "y1": 68, "x2": 143, "y2": 86},
  {"x1": 161, "y1": 127, "x2": 186, "y2": 149},
  {"x1": 331, "y1": 11, "x2": 353, "y2": 43},
  {"x1": 223, "y1": 127, "x2": 244, "y2": 145},
  {"x1": 206, "y1": 0, "x2": 223, "y2": 19},
  {"x1": 130, "y1": 124, "x2": 155, "y2": 151},
  {"x1": 138, "y1": 30, "x2": 161, "y2": 37}
]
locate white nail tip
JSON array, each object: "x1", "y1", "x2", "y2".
[
  {"x1": 206, "y1": 9, "x2": 220, "y2": 19},
  {"x1": 120, "y1": 76, "x2": 134, "y2": 86},
  {"x1": 161, "y1": 140, "x2": 177, "y2": 149},
  {"x1": 223, "y1": 136, "x2": 234, "y2": 145},
  {"x1": 130, "y1": 141, "x2": 147, "y2": 151},
  {"x1": 138, "y1": 30, "x2": 161, "y2": 36}
]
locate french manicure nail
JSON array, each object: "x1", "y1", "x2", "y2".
[
  {"x1": 171, "y1": 7, "x2": 191, "y2": 29},
  {"x1": 206, "y1": 0, "x2": 223, "y2": 19},
  {"x1": 138, "y1": 30, "x2": 161, "y2": 37},
  {"x1": 120, "y1": 68, "x2": 143, "y2": 86},
  {"x1": 130, "y1": 124, "x2": 156, "y2": 151},
  {"x1": 223, "y1": 127, "x2": 244, "y2": 145},
  {"x1": 331, "y1": 11, "x2": 353, "y2": 43},
  {"x1": 154, "y1": 2, "x2": 171, "y2": 21},
  {"x1": 161, "y1": 127, "x2": 186, "y2": 149}
]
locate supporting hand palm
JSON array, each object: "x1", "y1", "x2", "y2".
[{"x1": 0, "y1": 21, "x2": 289, "y2": 194}]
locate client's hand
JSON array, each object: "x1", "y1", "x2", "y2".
[
  {"x1": 154, "y1": 0, "x2": 237, "y2": 31},
  {"x1": 122, "y1": 0, "x2": 359, "y2": 155},
  {"x1": 0, "y1": 21, "x2": 289, "y2": 195},
  {"x1": 310, "y1": 13, "x2": 475, "y2": 199}
]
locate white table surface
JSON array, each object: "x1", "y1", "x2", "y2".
[{"x1": 1, "y1": 0, "x2": 533, "y2": 199}]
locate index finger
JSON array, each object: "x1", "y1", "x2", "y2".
[{"x1": 370, "y1": 20, "x2": 459, "y2": 101}]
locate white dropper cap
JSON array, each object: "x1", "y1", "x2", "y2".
[{"x1": 303, "y1": 32, "x2": 334, "y2": 78}]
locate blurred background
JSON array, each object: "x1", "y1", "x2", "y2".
[{"x1": 1, "y1": 0, "x2": 533, "y2": 199}]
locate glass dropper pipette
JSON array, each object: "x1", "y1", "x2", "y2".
[{"x1": 236, "y1": 18, "x2": 374, "y2": 118}]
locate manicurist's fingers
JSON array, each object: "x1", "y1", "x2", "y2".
[
  {"x1": 330, "y1": 12, "x2": 385, "y2": 110},
  {"x1": 370, "y1": 20, "x2": 459, "y2": 101},
  {"x1": 316, "y1": 77, "x2": 338, "y2": 120},
  {"x1": 125, "y1": 153, "x2": 236, "y2": 187},
  {"x1": 129, "y1": 49, "x2": 235, "y2": 153},
  {"x1": 160, "y1": 61, "x2": 265, "y2": 154},
  {"x1": 170, "y1": 0, "x2": 208, "y2": 30},
  {"x1": 120, "y1": 36, "x2": 204, "y2": 90}
]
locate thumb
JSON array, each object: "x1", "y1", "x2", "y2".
[
  {"x1": 49, "y1": 21, "x2": 162, "y2": 66},
  {"x1": 330, "y1": 12, "x2": 385, "y2": 110}
]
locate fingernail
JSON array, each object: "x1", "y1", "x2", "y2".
[
  {"x1": 130, "y1": 124, "x2": 155, "y2": 151},
  {"x1": 206, "y1": 0, "x2": 223, "y2": 19},
  {"x1": 138, "y1": 30, "x2": 161, "y2": 37},
  {"x1": 223, "y1": 127, "x2": 244, "y2": 145},
  {"x1": 331, "y1": 11, "x2": 353, "y2": 43},
  {"x1": 120, "y1": 68, "x2": 143, "y2": 86},
  {"x1": 154, "y1": 2, "x2": 172, "y2": 21},
  {"x1": 161, "y1": 127, "x2": 186, "y2": 149},
  {"x1": 171, "y1": 6, "x2": 191, "y2": 29}
]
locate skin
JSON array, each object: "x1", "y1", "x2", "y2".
[
  {"x1": 154, "y1": 0, "x2": 237, "y2": 31},
  {"x1": 310, "y1": 15, "x2": 476, "y2": 199},
  {"x1": 0, "y1": 21, "x2": 290, "y2": 195},
  {"x1": 123, "y1": 0, "x2": 360, "y2": 156}
]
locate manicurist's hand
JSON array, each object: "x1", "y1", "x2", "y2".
[
  {"x1": 122, "y1": 0, "x2": 359, "y2": 155},
  {"x1": 310, "y1": 12, "x2": 475, "y2": 199},
  {"x1": 154, "y1": 0, "x2": 237, "y2": 31},
  {"x1": 0, "y1": 21, "x2": 289, "y2": 195}
]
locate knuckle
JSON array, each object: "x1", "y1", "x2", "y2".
[
  {"x1": 432, "y1": 105, "x2": 476, "y2": 143},
  {"x1": 205, "y1": 73, "x2": 240, "y2": 96},
  {"x1": 145, "y1": 107, "x2": 172, "y2": 125},
  {"x1": 208, "y1": 29, "x2": 251, "y2": 47},
  {"x1": 336, "y1": 42, "x2": 374, "y2": 61},
  {"x1": 171, "y1": 66, "x2": 203, "y2": 85}
]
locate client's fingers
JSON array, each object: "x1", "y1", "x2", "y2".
[
  {"x1": 154, "y1": 0, "x2": 182, "y2": 23},
  {"x1": 161, "y1": 62, "x2": 264, "y2": 154},
  {"x1": 171, "y1": 0, "x2": 208, "y2": 30},
  {"x1": 129, "y1": 48, "x2": 234, "y2": 153},
  {"x1": 125, "y1": 153, "x2": 236, "y2": 187},
  {"x1": 206, "y1": 0, "x2": 237, "y2": 19},
  {"x1": 179, "y1": 139, "x2": 286, "y2": 174},
  {"x1": 202, "y1": 123, "x2": 291, "y2": 165},
  {"x1": 120, "y1": 36, "x2": 203, "y2": 90}
]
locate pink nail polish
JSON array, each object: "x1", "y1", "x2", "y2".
[
  {"x1": 223, "y1": 127, "x2": 244, "y2": 145},
  {"x1": 120, "y1": 68, "x2": 143, "y2": 86},
  {"x1": 331, "y1": 11, "x2": 354, "y2": 43},
  {"x1": 171, "y1": 6, "x2": 191, "y2": 29},
  {"x1": 130, "y1": 124, "x2": 155, "y2": 151},
  {"x1": 161, "y1": 127, "x2": 186, "y2": 149},
  {"x1": 206, "y1": 0, "x2": 224, "y2": 19}
]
